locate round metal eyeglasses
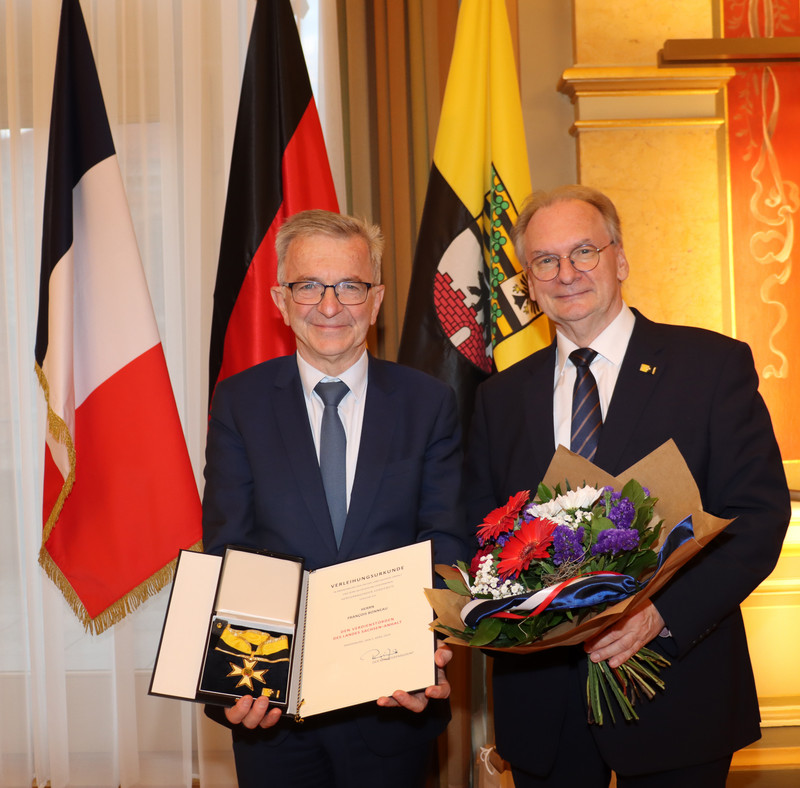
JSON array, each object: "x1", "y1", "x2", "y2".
[
  {"x1": 283, "y1": 280, "x2": 375, "y2": 305},
  {"x1": 526, "y1": 241, "x2": 615, "y2": 282}
]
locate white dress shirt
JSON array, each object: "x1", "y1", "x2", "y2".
[
  {"x1": 552, "y1": 304, "x2": 636, "y2": 450},
  {"x1": 296, "y1": 350, "x2": 369, "y2": 511}
]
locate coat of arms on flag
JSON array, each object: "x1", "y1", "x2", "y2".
[{"x1": 398, "y1": 0, "x2": 550, "y2": 428}]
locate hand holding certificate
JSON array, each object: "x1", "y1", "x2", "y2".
[
  {"x1": 376, "y1": 643, "x2": 453, "y2": 712},
  {"x1": 150, "y1": 540, "x2": 441, "y2": 721}
]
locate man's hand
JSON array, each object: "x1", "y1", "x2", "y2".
[
  {"x1": 585, "y1": 601, "x2": 665, "y2": 669},
  {"x1": 224, "y1": 695, "x2": 282, "y2": 729},
  {"x1": 376, "y1": 643, "x2": 453, "y2": 713}
]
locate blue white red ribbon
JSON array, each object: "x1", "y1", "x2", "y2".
[{"x1": 461, "y1": 515, "x2": 694, "y2": 629}]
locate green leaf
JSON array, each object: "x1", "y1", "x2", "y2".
[
  {"x1": 639, "y1": 523, "x2": 662, "y2": 551},
  {"x1": 594, "y1": 516, "x2": 617, "y2": 532},
  {"x1": 587, "y1": 516, "x2": 616, "y2": 546},
  {"x1": 620, "y1": 479, "x2": 645, "y2": 507},
  {"x1": 435, "y1": 624, "x2": 473, "y2": 641},
  {"x1": 469, "y1": 616, "x2": 504, "y2": 647},
  {"x1": 443, "y1": 575, "x2": 471, "y2": 595},
  {"x1": 537, "y1": 482, "x2": 554, "y2": 502}
]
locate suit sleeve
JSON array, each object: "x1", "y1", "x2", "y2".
[
  {"x1": 416, "y1": 384, "x2": 472, "y2": 570},
  {"x1": 464, "y1": 383, "x2": 501, "y2": 539},
  {"x1": 652, "y1": 340, "x2": 790, "y2": 657},
  {"x1": 202, "y1": 381, "x2": 256, "y2": 556}
]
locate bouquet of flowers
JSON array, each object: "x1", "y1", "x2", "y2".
[{"x1": 426, "y1": 441, "x2": 732, "y2": 725}]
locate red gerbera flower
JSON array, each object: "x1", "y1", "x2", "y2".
[
  {"x1": 476, "y1": 490, "x2": 530, "y2": 544},
  {"x1": 497, "y1": 517, "x2": 558, "y2": 579}
]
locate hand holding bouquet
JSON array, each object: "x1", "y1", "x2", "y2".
[{"x1": 426, "y1": 441, "x2": 732, "y2": 724}]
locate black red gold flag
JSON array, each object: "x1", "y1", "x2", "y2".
[{"x1": 209, "y1": 0, "x2": 339, "y2": 404}]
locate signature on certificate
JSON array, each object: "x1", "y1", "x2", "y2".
[{"x1": 360, "y1": 647, "x2": 403, "y2": 662}]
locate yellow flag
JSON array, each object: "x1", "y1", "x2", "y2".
[{"x1": 399, "y1": 0, "x2": 549, "y2": 428}]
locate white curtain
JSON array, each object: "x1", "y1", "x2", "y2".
[{"x1": 0, "y1": 1, "x2": 339, "y2": 786}]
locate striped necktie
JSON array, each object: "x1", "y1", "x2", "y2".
[
  {"x1": 569, "y1": 348, "x2": 601, "y2": 460},
  {"x1": 315, "y1": 380, "x2": 349, "y2": 547}
]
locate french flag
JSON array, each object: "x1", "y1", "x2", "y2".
[{"x1": 35, "y1": 0, "x2": 202, "y2": 634}]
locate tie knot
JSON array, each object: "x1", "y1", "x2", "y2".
[
  {"x1": 570, "y1": 348, "x2": 598, "y2": 369},
  {"x1": 315, "y1": 380, "x2": 349, "y2": 408}
]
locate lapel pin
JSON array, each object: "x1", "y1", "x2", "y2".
[{"x1": 639, "y1": 363, "x2": 657, "y2": 375}]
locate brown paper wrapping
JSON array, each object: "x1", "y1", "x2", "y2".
[{"x1": 426, "y1": 440, "x2": 732, "y2": 654}]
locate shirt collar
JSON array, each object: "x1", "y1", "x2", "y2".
[
  {"x1": 296, "y1": 350, "x2": 369, "y2": 402},
  {"x1": 555, "y1": 303, "x2": 635, "y2": 375}
]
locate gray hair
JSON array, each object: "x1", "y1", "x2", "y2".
[
  {"x1": 511, "y1": 185, "x2": 623, "y2": 264},
  {"x1": 275, "y1": 209, "x2": 384, "y2": 284}
]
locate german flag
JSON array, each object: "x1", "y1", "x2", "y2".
[
  {"x1": 398, "y1": 0, "x2": 549, "y2": 430},
  {"x1": 208, "y1": 0, "x2": 338, "y2": 404}
]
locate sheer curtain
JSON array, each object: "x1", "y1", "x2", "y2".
[{"x1": 0, "y1": 1, "x2": 337, "y2": 786}]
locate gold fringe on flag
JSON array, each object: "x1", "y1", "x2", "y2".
[
  {"x1": 35, "y1": 362, "x2": 76, "y2": 545},
  {"x1": 38, "y1": 537, "x2": 203, "y2": 635},
  {"x1": 35, "y1": 361, "x2": 203, "y2": 635}
]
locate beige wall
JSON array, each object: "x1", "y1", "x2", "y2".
[
  {"x1": 519, "y1": 0, "x2": 731, "y2": 334},
  {"x1": 518, "y1": 0, "x2": 577, "y2": 191}
]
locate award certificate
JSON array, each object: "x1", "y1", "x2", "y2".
[{"x1": 150, "y1": 540, "x2": 436, "y2": 720}]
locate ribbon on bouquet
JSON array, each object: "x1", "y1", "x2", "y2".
[{"x1": 461, "y1": 515, "x2": 695, "y2": 629}]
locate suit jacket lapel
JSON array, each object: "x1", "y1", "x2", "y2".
[
  {"x1": 272, "y1": 359, "x2": 340, "y2": 553},
  {"x1": 338, "y1": 356, "x2": 395, "y2": 554},
  {"x1": 524, "y1": 342, "x2": 558, "y2": 480},
  {"x1": 596, "y1": 311, "x2": 665, "y2": 473}
]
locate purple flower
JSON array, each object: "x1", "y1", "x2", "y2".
[
  {"x1": 553, "y1": 525, "x2": 585, "y2": 565},
  {"x1": 591, "y1": 527, "x2": 640, "y2": 556},
  {"x1": 609, "y1": 498, "x2": 636, "y2": 529}
]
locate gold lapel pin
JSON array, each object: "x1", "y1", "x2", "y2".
[{"x1": 639, "y1": 363, "x2": 657, "y2": 375}]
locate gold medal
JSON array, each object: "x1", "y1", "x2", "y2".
[{"x1": 226, "y1": 658, "x2": 268, "y2": 691}]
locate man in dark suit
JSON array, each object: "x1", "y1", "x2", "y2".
[
  {"x1": 202, "y1": 209, "x2": 467, "y2": 788},
  {"x1": 464, "y1": 185, "x2": 790, "y2": 787}
]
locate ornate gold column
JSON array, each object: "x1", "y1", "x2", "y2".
[
  {"x1": 560, "y1": 1, "x2": 733, "y2": 333},
  {"x1": 559, "y1": 65, "x2": 734, "y2": 333}
]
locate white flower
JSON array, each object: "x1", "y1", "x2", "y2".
[
  {"x1": 523, "y1": 485, "x2": 602, "y2": 530},
  {"x1": 553, "y1": 485, "x2": 602, "y2": 512},
  {"x1": 524, "y1": 499, "x2": 563, "y2": 521},
  {"x1": 469, "y1": 554, "x2": 526, "y2": 599}
]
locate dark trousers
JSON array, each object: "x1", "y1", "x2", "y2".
[
  {"x1": 505, "y1": 655, "x2": 731, "y2": 788},
  {"x1": 232, "y1": 719, "x2": 433, "y2": 788},
  {"x1": 512, "y1": 756, "x2": 731, "y2": 788}
]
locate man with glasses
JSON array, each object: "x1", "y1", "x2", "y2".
[
  {"x1": 202, "y1": 209, "x2": 467, "y2": 788},
  {"x1": 465, "y1": 185, "x2": 789, "y2": 786}
]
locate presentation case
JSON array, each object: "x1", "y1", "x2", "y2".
[{"x1": 149, "y1": 540, "x2": 437, "y2": 720}]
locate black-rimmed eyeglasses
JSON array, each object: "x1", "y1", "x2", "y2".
[
  {"x1": 526, "y1": 241, "x2": 615, "y2": 282},
  {"x1": 283, "y1": 280, "x2": 375, "y2": 305}
]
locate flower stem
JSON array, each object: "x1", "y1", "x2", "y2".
[{"x1": 586, "y1": 648, "x2": 670, "y2": 725}]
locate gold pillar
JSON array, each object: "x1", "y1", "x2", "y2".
[
  {"x1": 563, "y1": 1, "x2": 731, "y2": 333},
  {"x1": 559, "y1": 66, "x2": 734, "y2": 333}
]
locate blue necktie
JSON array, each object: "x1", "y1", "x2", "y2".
[
  {"x1": 570, "y1": 348, "x2": 601, "y2": 460},
  {"x1": 315, "y1": 380, "x2": 349, "y2": 547}
]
